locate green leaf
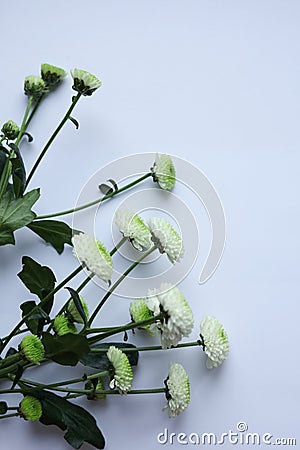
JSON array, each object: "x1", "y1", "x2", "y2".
[
  {"x1": 33, "y1": 390, "x2": 105, "y2": 449},
  {"x1": 80, "y1": 342, "x2": 139, "y2": 370},
  {"x1": 68, "y1": 115, "x2": 79, "y2": 129},
  {"x1": 20, "y1": 300, "x2": 50, "y2": 334},
  {"x1": 42, "y1": 332, "x2": 90, "y2": 366},
  {"x1": 27, "y1": 219, "x2": 73, "y2": 254},
  {"x1": 0, "y1": 150, "x2": 8, "y2": 176},
  {"x1": 0, "y1": 402, "x2": 8, "y2": 414},
  {"x1": 9, "y1": 144, "x2": 26, "y2": 198},
  {"x1": 18, "y1": 256, "x2": 56, "y2": 304},
  {"x1": 0, "y1": 188, "x2": 40, "y2": 245},
  {"x1": 65, "y1": 287, "x2": 87, "y2": 325}
]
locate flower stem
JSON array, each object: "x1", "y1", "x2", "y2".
[
  {"x1": 66, "y1": 387, "x2": 166, "y2": 400},
  {"x1": 89, "y1": 341, "x2": 202, "y2": 353},
  {"x1": 24, "y1": 95, "x2": 44, "y2": 130},
  {"x1": 35, "y1": 172, "x2": 152, "y2": 220},
  {"x1": 87, "y1": 314, "x2": 163, "y2": 344},
  {"x1": 25, "y1": 93, "x2": 82, "y2": 188},
  {"x1": 15, "y1": 96, "x2": 34, "y2": 147},
  {"x1": 0, "y1": 265, "x2": 83, "y2": 355},
  {"x1": 88, "y1": 245, "x2": 157, "y2": 326}
]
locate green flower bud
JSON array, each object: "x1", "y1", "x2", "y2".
[
  {"x1": 41, "y1": 63, "x2": 67, "y2": 89},
  {"x1": 85, "y1": 378, "x2": 106, "y2": 400},
  {"x1": 67, "y1": 296, "x2": 89, "y2": 324},
  {"x1": 19, "y1": 334, "x2": 44, "y2": 364},
  {"x1": 19, "y1": 396, "x2": 42, "y2": 421},
  {"x1": 70, "y1": 68, "x2": 102, "y2": 96},
  {"x1": 53, "y1": 315, "x2": 77, "y2": 336},
  {"x1": 1, "y1": 120, "x2": 20, "y2": 140},
  {"x1": 24, "y1": 75, "x2": 47, "y2": 100}
]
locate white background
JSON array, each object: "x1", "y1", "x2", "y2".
[{"x1": 1, "y1": 1, "x2": 299, "y2": 449}]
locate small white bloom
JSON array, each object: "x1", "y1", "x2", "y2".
[
  {"x1": 107, "y1": 346, "x2": 133, "y2": 394},
  {"x1": 151, "y1": 154, "x2": 176, "y2": 190},
  {"x1": 164, "y1": 362, "x2": 190, "y2": 418},
  {"x1": 72, "y1": 233, "x2": 113, "y2": 283},
  {"x1": 24, "y1": 75, "x2": 46, "y2": 99},
  {"x1": 146, "y1": 283, "x2": 194, "y2": 348},
  {"x1": 115, "y1": 209, "x2": 152, "y2": 251},
  {"x1": 147, "y1": 217, "x2": 184, "y2": 263},
  {"x1": 129, "y1": 298, "x2": 158, "y2": 335},
  {"x1": 200, "y1": 316, "x2": 229, "y2": 369},
  {"x1": 70, "y1": 68, "x2": 102, "y2": 96}
]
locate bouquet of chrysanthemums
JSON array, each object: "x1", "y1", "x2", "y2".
[{"x1": 0, "y1": 64, "x2": 229, "y2": 449}]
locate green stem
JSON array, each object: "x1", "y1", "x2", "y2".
[
  {"x1": 0, "y1": 360, "x2": 26, "y2": 378},
  {"x1": 24, "y1": 95, "x2": 43, "y2": 130},
  {"x1": 0, "y1": 265, "x2": 83, "y2": 355},
  {"x1": 90, "y1": 341, "x2": 202, "y2": 353},
  {"x1": 35, "y1": 172, "x2": 152, "y2": 220},
  {"x1": 0, "y1": 353, "x2": 21, "y2": 369},
  {"x1": 15, "y1": 97, "x2": 34, "y2": 146},
  {"x1": 87, "y1": 314, "x2": 163, "y2": 344},
  {"x1": 88, "y1": 245, "x2": 157, "y2": 325},
  {"x1": 110, "y1": 236, "x2": 127, "y2": 256},
  {"x1": 66, "y1": 387, "x2": 166, "y2": 400},
  {"x1": 25, "y1": 93, "x2": 81, "y2": 188}
]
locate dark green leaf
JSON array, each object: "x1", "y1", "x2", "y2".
[
  {"x1": 107, "y1": 178, "x2": 118, "y2": 191},
  {"x1": 65, "y1": 287, "x2": 87, "y2": 324},
  {"x1": 98, "y1": 183, "x2": 113, "y2": 195},
  {"x1": 9, "y1": 144, "x2": 26, "y2": 197},
  {"x1": 23, "y1": 132, "x2": 33, "y2": 142},
  {"x1": 27, "y1": 219, "x2": 73, "y2": 254},
  {"x1": 33, "y1": 390, "x2": 105, "y2": 449},
  {"x1": 20, "y1": 301, "x2": 50, "y2": 334},
  {"x1": 18, "y1": 257, "x2": 56, "y2": 305},
  {"x1": 0, "y1": 402, "x2": 8, "y2": 414},
  {"x1": 68, "y1": 116, "x2": 79, "y2": 129},
  {"x1": 80, "y1": 342, "x2": 139, "y2": 370},
  {"x1": 42, "y1": 333, "x2": 90, "y2": 366},
  {"x1": 11, "y1": 364, "x2": 24, "y2": 389},
  {"x1": 0, "y1": 188, "x2": 40, "y2": 245}
]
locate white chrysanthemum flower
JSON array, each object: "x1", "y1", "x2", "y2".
[
  {"x1": 164, "y1": 362, "x2": 190, "y2": 418},
  {"x1": 129, "y1": 298, "x2": 158, "y2": 335},
  {"x1": 107, "y1": 346, "x2": 133, "y2": 394},
  {"x1": 72, "y1": 233, "x2": 113, "y2": 283},
  {"x1": 200, "y1": 316, "x2": 229, "y2": 369},
  {"x1": 70, "y1": 68, "x2": 102, "y2": 96},
  {"x1": 151, "y1": 154, "x2": 176, "y2": 190},
  {"x1": 115, "y1": 209, "x2": 152, "y2": 251},
  {"x1": 147, "y1": 217, "x2": 184, "y2": 263},
  {"x1": 146, "y1": 283, "x2": 194, "y2": 348},
  {"x1": 24, "y1": 75, "x2": 46, "y2": 99}
]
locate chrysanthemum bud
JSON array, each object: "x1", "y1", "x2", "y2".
[
  {"x1": 129, "y1": 298, "x2": 157, "y2": 334},
  {"x1": 67, "y1": 296, "x2": 89, "y2": 324},
  {"x1": 19, "y1": 396, "x2": 42, "y2": 421},
  {"x1": 19, "y1": 334, "x2": 44, "y2": 364},
  {"x1": 70, "y1": 68, "x2": 102, "y2": 96},
  {"x1": 53, "y1": 315, "x2": 77, "y2": 336},
  {"x1": 41, "y1": 63, "x2": 67, "y2": 89},
  {"x1": 115, "y1": 209, "x2": 152, "y2": 251},
  {"x1": 1, "y1": 120, "x2": 20, "y2": 140},
  {"x1": 24, "y1": 75, "x2": 47, "y2": 100}
]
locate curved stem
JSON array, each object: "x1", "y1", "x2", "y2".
[
  {"x1": 35, "y1": 172, "x2": 152, "y2": 220},
  {"x1": 88, "y1": 245, "x2": 157, "y2": 326},
  {"x1": 0, "y1": 265, "x2": 83, "y2": 355},
  {"x1": 25, "y1": 93, "x2": 81, "y2": 188},
  {"x1": 24, "y1": 95, "x2": 43, "y2": 130}
]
